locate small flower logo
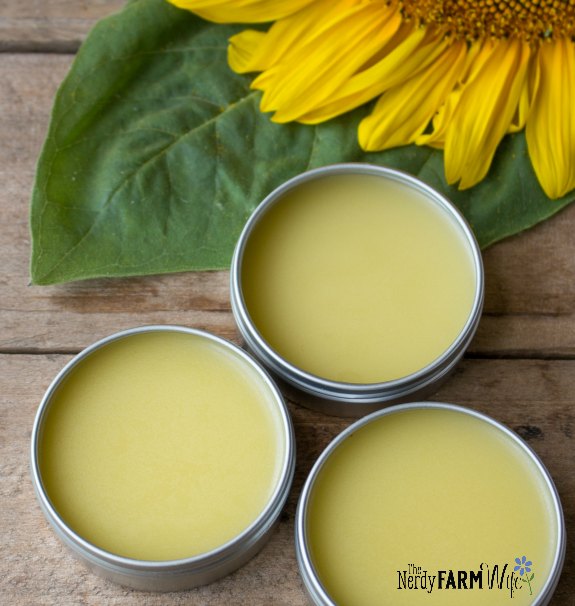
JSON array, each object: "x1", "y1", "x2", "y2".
[{"x1": 514, "y1": 556, "x2": 535, "y2": 595}]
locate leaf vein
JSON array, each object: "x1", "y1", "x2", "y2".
[{"x1": 39, "y1": 92, "x2": 260, "y2": 280}]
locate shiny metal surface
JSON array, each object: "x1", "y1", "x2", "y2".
[
  {"x1": 295, "y1": 402, "x2": 566, "y2": 606},
  {"x1": 30, "y1": 325, "x2": 295, "y2": 591},
  {"x1": 231, "y1": 164, "x2": 484, "y2": 415}
]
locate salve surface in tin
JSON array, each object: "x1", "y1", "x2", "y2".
[
  {"x1": 301, "y1": 406, "x2": 562, "y2": 605},
  {"x1": 241, "y1": 173, "x2": 476, "y2": 384},
  {"x1": 39, "y1": 330, "x2": 286, "y2": 561}
]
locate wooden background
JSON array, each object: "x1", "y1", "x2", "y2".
[{"x1": 1, "y1": 1, "x2": 573, "y2": 604}]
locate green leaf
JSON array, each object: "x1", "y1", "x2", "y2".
[
  {"x1": 530, "y1": 573, "x2": 535, "y2": 581},
  {"x1": 30, "y1": 0, "x2": 575, "y2": 284}
]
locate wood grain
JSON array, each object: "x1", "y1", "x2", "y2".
[
  {"x1": 0, "y1": 53, "x2": 574, "y2": 357},
  {"x1": 2, "y1": 355, "x2": 574, "y2": 604},
  {"x1": 1, "y1": 3, "x2": 574, "y2": 605},
  {"x1": 0, "y1": 1, "x2": 125, "y2": 52}
]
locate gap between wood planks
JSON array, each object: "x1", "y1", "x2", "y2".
[
  {"x1": 1, "y1": 348, "x2": 574, "y2": 362},
  {"x1": 0, "y1": 41, "x2": 79, "y2": 53}
]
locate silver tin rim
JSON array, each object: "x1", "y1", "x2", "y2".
[
  {"x1": 295, "y1": 402, "x2": 566, "y2": 606},
  {"x1": 31, "y1": 325, "x2": 296, "y2": 590},
  {"x1": 231, "y1": 163, "x2": 484, "y2": 407}
]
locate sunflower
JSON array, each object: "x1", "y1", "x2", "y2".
[{"x1": 168, "y1": 0, "x2": 575, "y2": 199}]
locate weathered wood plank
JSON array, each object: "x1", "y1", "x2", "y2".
[
  {"x1": 474, "y1": 201, "x2": 575, "y2": 356},
  {"x1": 2, "y1": 2, "x2": 573, "y2": 604},
  {"x1": 1, "y1": 355, "x2": 573, "y2": 603},
  {"x1": 0, "y1": 0, "x2": 124, "y2": 52},
  {"x1": 1, "y1": 53, "x2": 574, "y2": 357}
]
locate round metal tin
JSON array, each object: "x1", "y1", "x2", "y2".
[
  {"x1": 295, "y1": 402, "x2": 566, "y2": 606},
  {"x1": 30, "y1": 325, "x2": 295, "y2": 591},
  {"x1": 231, "y1": 164, "x2": 484, "y2": 416}
]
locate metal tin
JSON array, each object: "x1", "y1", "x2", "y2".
[
  {"x1": 295, "y1": 402, "x2": 566, "y2": 606},
  {"x1": 230, "y1": 164, "x2": 484, "y2": 416},
  {"x1": 30, "y1": 325, "x2": 295, "y2": 591}
]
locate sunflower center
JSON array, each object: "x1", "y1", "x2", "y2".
[{"x1": 399, "y1": 0, "x2": 575, "y2": 43}]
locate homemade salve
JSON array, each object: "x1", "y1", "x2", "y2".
[
  {"x1": 231, "y1": 164, "x2": 483, "y2": 412},
  {"x1": 31, "y1": 326, "x2": 295, "y2": 590},
  {"x1": 296, "y1": 403, "x2": 565, "y2": 606}
]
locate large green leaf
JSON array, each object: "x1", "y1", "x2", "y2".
[{"x1": 30, "y1": 0, "x2": 574, "y2": 284}]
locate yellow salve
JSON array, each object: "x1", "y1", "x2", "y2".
[
  {"x1": 39, "y1": 331, "x2": 285, "y2": 561},
  {"x1": 306, "y1": 408, "x2": 558, "y2": 605},
  {"x1": 241, "y1": 174, "x2": 477, "y2": 384}
]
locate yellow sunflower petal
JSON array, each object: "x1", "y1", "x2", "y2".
[
  {"x1": 508, "y1": 56, "x2": 539, "y2": 134},
  {"x1": 414, "y1": 90, "x2": 460, "y2": 150},
  {"x1": 359, "y1": 41, "x2": 467, "y2": 151},
  {"x1": 297, "y1": 25, "x2": 451, "y2": 124},
  {"x1": 228, "y1": 30, "x2": 267, "y2": 72},
  {"x1": 443, "y1": 38, "x2": 531, "y2": 189},
  {"x1": 229, "y1": 0, "x2": 360, "y2": 74},
  {"x1": 250, "y1": 2, "x2": 400, "y2": 122},
  {"x1": 526, "y1": 38, "x2": 575, "y2": 199},
  {"x1": 416, "y1": 40, "x2": 484, "y2": 149},
  {"x1": 167, "y1": 0, "x2": 315, "y2": 23}
]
